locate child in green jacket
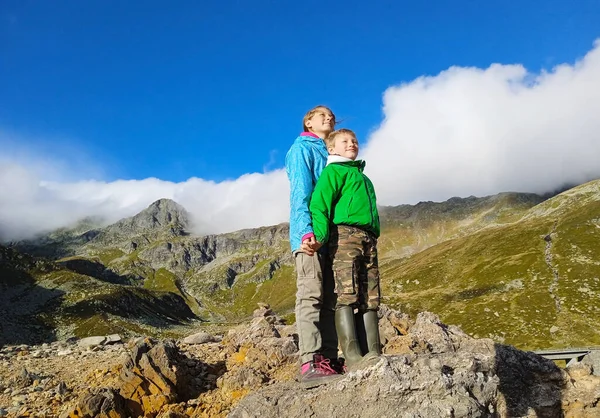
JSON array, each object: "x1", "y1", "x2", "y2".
[{"x1": 309, "y1": 128, "x2": 382, "y2": 368}]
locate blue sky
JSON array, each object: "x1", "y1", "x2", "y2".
[
  {"x1": 2, "y1": 0, "x2": 600, "y2": 240},
  {"x1": 2, "y1": 0, "x2": 599, "y2": 183}
]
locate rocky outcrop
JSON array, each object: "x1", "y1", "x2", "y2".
[
  {"x1": 71, "y1": 388, "x2": 129, "y2": 418},
  {"x1": 135, "y1": 223, "x2": 290, "y2": 275},
  {"x1": 230, "y1": 309, "x2": 600, "y2": 418},
  {"x1": 64, "y1": 338, "x2": 205, "y2": 418},
  {"x1": 0, "y1": 339, "x2": 127, "y2": 417},
  {"x1": 39, "y1": 305, "x2": 599, "y2": 418},
  {"x1": 229, "y1": 313, "x2": 502, "y2": 416}
]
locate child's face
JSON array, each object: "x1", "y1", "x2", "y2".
[
  {"x1": 329, "y1": 133, "x2": 359, "y2": 160},
  {"x1": 305, "y1": 108, "x2": 334, "y2": 136}
]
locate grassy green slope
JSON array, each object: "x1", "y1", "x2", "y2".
[
  {"x1": 1, "y1": 245, "x2": 200, "y2": 344},
  {"x1": 378, "y1": 192, "x2": 544, "y2": 259},
  {"x1": 197, "y1": 265, "x2": 296, "y2": 321},
  {"x1": 382, "y1": 180, "x2": 600, "y2": 350}
]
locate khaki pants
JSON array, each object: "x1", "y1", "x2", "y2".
[{"x1": 294, "y1": 251, "x2": 338, "y2": 364}]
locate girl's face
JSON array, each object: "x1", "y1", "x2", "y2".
[
  {"x1": 329, "y1": 133, "x2": 359, "y2": 160},
  {"x1": 305, "y1": 108, "x2": 334, "y2": 136}
]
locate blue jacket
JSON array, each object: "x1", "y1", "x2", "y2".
[{"x1": 285, "y1": 133, "x2": 328, "y2": 252}]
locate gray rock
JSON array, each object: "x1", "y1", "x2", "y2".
[
  {"x1": 582, "y1": 349, "x2": 600, "y2": 376},
  {"x1": 183, "y1": 332, "x2": 215, "y2": 345},
  {"x1": 105, "y1": 334, "x2": 123, "y2": 344},
  {"x1": 56, "y1": 381, "x2": 68, "y2": 395},
  {"x1": 11, "y1": 367, "x2": 34, "y2": 389},
  {"x1": 77, "y1": 388, "x2": 129, "y2": 418},
  {"x1": 78, "y1": 336, "x2": 106, "y2": 348},
  {"x1": 275, "y1": 324, "x2": 297, "y2": 339}
]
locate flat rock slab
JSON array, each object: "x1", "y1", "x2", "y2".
[
  {"x1": 105, "y1": 334, "x2": 122, "y2": 344},
  {"x1": 182, "y1": 332, "x2": 215, "y2": 345},
  {"x1": 78, "y1": 336, "x2": 106, "y2": 348}
]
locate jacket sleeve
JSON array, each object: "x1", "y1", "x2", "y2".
[
  {"x1": 286, "y1": 143, "x2": 316, "y2": 241},
  {"x1": 310, "y1": 167, "x2": 342, "y2": 244}
]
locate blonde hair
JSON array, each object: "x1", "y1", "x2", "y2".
[
  {"x1": 325, "y1": 128, "x2": 357, "y2": 148},
  {"x1": 302, "y1": 105, "x2": 336, "y2": 132}
]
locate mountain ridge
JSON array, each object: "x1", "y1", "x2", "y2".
[{"x1": 3, "y1": 181, "x2": 600, "y2": 351}]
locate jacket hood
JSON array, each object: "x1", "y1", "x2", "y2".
[
  {"x1": 296, "y1": 132, "x2": 325, "y2": 143},
  {"x1": 326, "y1": 155, "x2": 366, "y2": 170}
]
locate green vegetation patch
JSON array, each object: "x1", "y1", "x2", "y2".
[
  {"x1": 199, "y1": 265, "x2": 296, "y2": 321},
  {"x1": 95, "y1": 248, "x2": 126, "y2": 265},
  {"x1": 144, "y1": 268, "x2": 180, "y2": 293}
]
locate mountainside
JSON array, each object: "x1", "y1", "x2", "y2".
[
  {"x1": 383, "y1": 179, "x2": 600, "y2": 350},
  {"x1": 5, "y1": 182, "x2": 600, "y2": 352},
  {"x1": 378, "y1": 192, "x2": 545, "y2": 258},
  {"x1": 0, "y1": 245, "x2": 197, "y2": 346},
  {"x1": 5, "y1": 199, "x2": 296, "y2": 340}
]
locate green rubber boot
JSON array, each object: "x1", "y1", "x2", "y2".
[
  {"x1": 362, "y1": 309, "x2": 382, "y2": 363},
  {"x1": 335, "y1": 306, "x2": 364, "y2": 367}
]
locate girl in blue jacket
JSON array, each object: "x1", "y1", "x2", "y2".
[{"x1": 285, "y1": 105, "x2": 341, "y2": 387}]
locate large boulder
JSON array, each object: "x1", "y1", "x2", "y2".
[
  {"x1": 229, "y1": 312, "x2": 573, "y2": 418},
  {"x1": 67, "y1": 338, "x2": 207, "y2": 418}
]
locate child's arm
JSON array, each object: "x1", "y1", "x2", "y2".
[
  {"x1": 286, "y1": 144, "x2": 316, "y2": 245},
  {"x1": 309, "y1": 167, "x2": 343, "y2": 245}
]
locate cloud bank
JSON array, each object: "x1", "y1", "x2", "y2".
[
  {"x1": 0, "y1": 162, "x2": 289, "y2": 241},
  {"x1": 363, "y1": 40, "x2": 600, "y2": 205},
  {"x1": 2, "y1": 41, "x2": 600, "y2": 240}
]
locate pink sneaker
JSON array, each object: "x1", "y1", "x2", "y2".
[{"x1": 300, "y1": 354, "x2": 341, "y2": 388}]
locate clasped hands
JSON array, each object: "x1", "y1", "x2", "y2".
[{"x1": 300, "y1": 236, "x2": 322, "y2": 256}]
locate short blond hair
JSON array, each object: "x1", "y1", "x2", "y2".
[
  {"x1": 302, "y1": 105, "x2": 336, "y2": 132},
  {"x1": 325, "y1": 128, "x2": 357, "y2": 148}
]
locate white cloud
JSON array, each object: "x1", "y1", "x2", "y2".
[
  {"x1": 362, "y1": 40, "x2": 600, "y2": 205},
  {"x1": 0, "y1": 161, "x2": 289, "y2": 241},
  {"x1": 2, "y1": 40, "x2": 600, "y2": 240},
  {"x1": 0, "y1": 130, "x2": 291, "y2": 241}
]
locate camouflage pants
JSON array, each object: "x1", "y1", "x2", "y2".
[{"x1": 328, "y1": 224, "x2": 380, "y2": 310}]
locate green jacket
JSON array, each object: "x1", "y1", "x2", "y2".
[{"x1": 309, "y1": 157, "x2": 380, "y2": 244}]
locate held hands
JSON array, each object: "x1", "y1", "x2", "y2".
[{"x1": 300, "y1": 236, "x2": 322, "y2": 256}]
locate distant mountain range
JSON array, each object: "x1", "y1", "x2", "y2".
[{"x1": 2, "y1": 180, "x2": 600, "y2": 350}]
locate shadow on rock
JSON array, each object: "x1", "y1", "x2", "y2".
[{"x1": 494, "y1": 343, "x2": 566, "y2": 417}]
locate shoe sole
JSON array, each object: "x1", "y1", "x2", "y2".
[
  {"x1": 300, "y1": 374, "x2": 342, "y2": 389},
  {"x1": 345, "y1": 354, "x2": 382, "y2": 372}
]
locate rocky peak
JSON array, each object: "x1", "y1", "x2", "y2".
[
  {"x1": 129, "y1": 198, "x2": 189, "y2": 231},
  {"x1": 98, "y1": 198, "x2": 190, "y2": 241}
]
